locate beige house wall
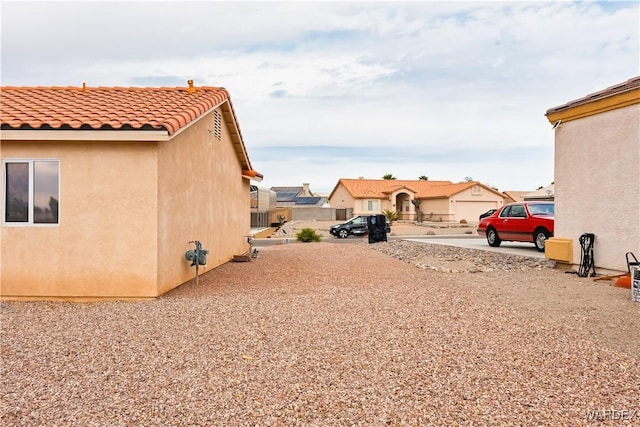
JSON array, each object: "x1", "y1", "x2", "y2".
[
  {"x1": 157, "y1": 108, "x2": 251, "y2": 295},
  {"x1": 1, "y1": 141, "x2": 158, "y2": 298},
  {"x1": 352, "y1": 198, "x2": 385, "y2": 216},
  {"x1": 328, "y1": 185, "x2": 356, "y2": 210},
  {"x1": 554, "y1": 104, "x2": 640, "y2": 272},
  {"x1": 421, "y1": 199, "x2": 450, "y2": 221},
  {"x1": 2, "y1": 108, "x2": 253, "y2": 299}
]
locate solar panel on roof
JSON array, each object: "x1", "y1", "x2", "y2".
[
  {"x1": 276, "y1": 190, "x2": 300, "y2": 202},
  {"x1": 295, "y1": 197, "x2": 321, "y2": 205}
]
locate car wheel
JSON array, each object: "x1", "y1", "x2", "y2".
[
  {"x1": 338, "y1": 229, "x2": 349, "y2": 239},
  {"x1": 534, "y1": 229, "x2": 550, "y2": 252},
  {"x1": 487, "y1": 228, "x2": 501, "y2": 247}
]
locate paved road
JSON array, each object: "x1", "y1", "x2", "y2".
[{"x1": 254, "y1": 234, "x2": 544, "y2": 259}]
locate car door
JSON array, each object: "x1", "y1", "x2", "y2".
[
  {"x1": 498, "y1": 204, "x2": 529, "y2": 241},
  {"x1": 351, "y1": 216, "x2": 368, "y2": 235}
]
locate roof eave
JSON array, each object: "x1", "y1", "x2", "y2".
[
  {"x1": 546, "y1": 86, "x2": 640, "y2": 124},
  {"x1": 0, "y1": 129, "x2": 170, "y2": 142}
]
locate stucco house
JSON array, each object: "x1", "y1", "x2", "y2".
[
  {"x1": 502, "y1": 190, "x2": 529, "y2": 204},
  {"x1": 328, "y1": 178, "x2": 504, "y2": 222},
  {"x1": 545, "y1": 76, "x2": 639, "y2": 272},
  {"x1": 1, "y1": 82, "x2": 263, "y2": 300},
  {"x1": 523, "y1": 184, "x2": 554, "y2": 201}
]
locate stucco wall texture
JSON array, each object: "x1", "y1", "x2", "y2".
[
  {"x1": 156, "y1": 109, "x2": 250, "y2": 296},
  {"x1": 554, "y1": 104, "x2": 640, "y2": 272},
  {"x1": 1, "y1": 107, "x2": 252, "y2": 299}
]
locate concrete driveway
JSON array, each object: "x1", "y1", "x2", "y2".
[{"x1": 404, "y1": 236, "x2": 546, "y2": 259}]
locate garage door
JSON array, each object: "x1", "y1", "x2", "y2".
[{"x1": 454, "y1": 201, "x2": 500, "y2": 222}]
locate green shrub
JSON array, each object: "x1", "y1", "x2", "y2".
[
  {"x1": 459, "y1": 219, "x2": 468, "y2": 224},
  {"x1": 296, "y1": 227, "x2": 321, "y2": 242},
  {"x1": 383, "y1": 209, "x2": 399, "y2": 224}
]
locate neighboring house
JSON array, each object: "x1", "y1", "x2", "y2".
[
  {"x1": 328, "y1": 178, "x2": 504, "y2": 222},
  {"x1": 270, "y1": 183, "x2": 334, "y2": 222},
  {"x1": 270, "y1": 183, "x2": 326, "y2": 207},
  {"x1": 1, "y1": 82, "x2": 263, "y2": 300},
  {"x1": 523, "y1": 184, "x2": 554, "y2": 201},
  {"x1": 502, "y1": 190, "x2": 530, "y2": 204},
  {"x1": 545, "y1": 76, "x2": 639, "y2": 272},
  {"x1": 250, "y1": 185, "x2": 276, "y2": 229}
]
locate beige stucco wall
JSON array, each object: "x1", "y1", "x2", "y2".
[
  {"x1": 1, "y1": 141, "x2": 158, "y2": 298},
  {"x1": 328, "y1": 185, "x2": 356, "y2": 211},
  {"x1": 352, "y1": 198, "x2": 385, "y2": 216},
  {"x1": 421, "y1": 199, "x2": 450, "y2": 221},
  {"x1": 156, "y1": 108, "x2": 251, "y2": 295},
  {"x1": 554, "y1": 104, "x2": 640, "y2": 272}
]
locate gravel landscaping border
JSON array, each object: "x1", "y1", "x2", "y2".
[{"x1": 1, "y1": 241, "x2": 638, "y2": 426}]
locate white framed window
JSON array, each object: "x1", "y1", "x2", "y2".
[
  {"x1": 471, "y1": 185, "x2": 482, "y2": 195},
  {"x1": 367, "y1": 200, "x2": 379, "y2": 212},
  {"x1": 3, "y1": 159, "x2": 60, "y2": 225}
]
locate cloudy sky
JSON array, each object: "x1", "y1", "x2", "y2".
[{"x1": 2, "y1": 1, "x2": 638, "y2": 193}]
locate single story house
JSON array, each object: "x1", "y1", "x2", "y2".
[
  {"x1": 502, "y1": 190, "x2": 530, "y2": 204},
  {"x1": 1, "y1": 81, "x2": 262, "y2": 300},
  {"x1": 270, "y1": 183, "x2": 326, "y2": 208},
  {"x1": 545, "y1": 76, "x2": 639, "y2": 272},
  {"x1": 523, "y1": 184, "x2": 554, "y2": 201},
  {"x1": 269, "y1": 183, "x2": 334, "y2": 222},
  {"x1": 328, "y1": 178, "x2": 504, "y2": 222}
]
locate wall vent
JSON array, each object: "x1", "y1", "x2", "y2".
[{"x1": 213, "y1": 110, "x2": 222, "y2": 140}]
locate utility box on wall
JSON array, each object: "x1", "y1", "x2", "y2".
[
  {"x1": 545, "y1": 237, "x2": 573, "y2": 263},
  {"x1": 632, "y1": 266, "x2": 640, "y2": 303}
]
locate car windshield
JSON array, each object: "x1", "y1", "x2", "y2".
[{"x1": 528, "y1": 204, "x2": 554, "y2": 215}]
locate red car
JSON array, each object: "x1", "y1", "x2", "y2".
[{"x1": 477, "y1": 202, "x2": 554, "y2": 252}]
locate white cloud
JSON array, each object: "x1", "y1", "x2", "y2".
[{"x1": 1, "y1": 0, "x2": 638, "y2": 192}]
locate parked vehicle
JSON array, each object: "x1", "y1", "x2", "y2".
[
  {"x1": 477, "y1": 202, "x2": 554, "y2": 251},
  {"x1": 479, "y1": 209, "x2": 497, "y2": 220},
  {"x1": 330, "y1": 215, "x2": 391, "y2": 239}
]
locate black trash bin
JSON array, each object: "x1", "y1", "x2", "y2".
[{"x1": 367, "y1": 214, "x2": 387, "y2": 243}]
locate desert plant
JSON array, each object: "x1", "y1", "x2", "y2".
[
  {"x1": 459, "y1": 219, "x2": 468, "y2": 224},
  {"x1": 411, "y1": 199, "x2": 423, "y2": 223},
  {"x1": 383, "y1": 209, "x2": 399, "y2": 224},
  {"x1": 296, "y1": 227, "x2": 321, "y2": 242}
]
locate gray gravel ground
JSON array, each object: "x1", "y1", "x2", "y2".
[{"x1": 1, "y1": 241, "x2": 638, "y2": 426}]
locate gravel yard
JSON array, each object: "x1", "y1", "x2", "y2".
[{"x1": 1, "y1": 241, "x2": 639, "y2": 426}]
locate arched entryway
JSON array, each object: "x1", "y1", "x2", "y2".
[{"x1": 394, "y1": 192, "x2": 413, "y2": 220}]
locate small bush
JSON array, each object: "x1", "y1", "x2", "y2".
[
  {"x1": 383, "y1": 209, "x2": 399, "y2": 224},
  {"x1": 296, "y1": 227, "x2": 321, "y2": 242},
  {"x1": 459, "y1": 219, "x2": 468, "y2": 224}
]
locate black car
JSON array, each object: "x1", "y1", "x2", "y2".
[{"x1": 329, "y1": 215, "x2": 391, "y2": 239}]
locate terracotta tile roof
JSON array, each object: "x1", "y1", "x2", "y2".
[
  {"x1": 331, "y1": 178, "x2": 504, "y2": 200},
  {"x1": 0, "y1": 83, "x2": 231, "y2": 135},
  {"x1": 331, "y1": 178, "x2": 453, "y2": 199},
  {"x1": 417, "y1": 181, "x2": 478, "y2": 198}
]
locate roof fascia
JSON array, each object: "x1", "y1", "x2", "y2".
[
  {"x1": 546, "y1": 88, "x2": 640, "y2": 124},
  {"x1": 0, "y1": 129, "x2": 169, "y2": 142}
]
